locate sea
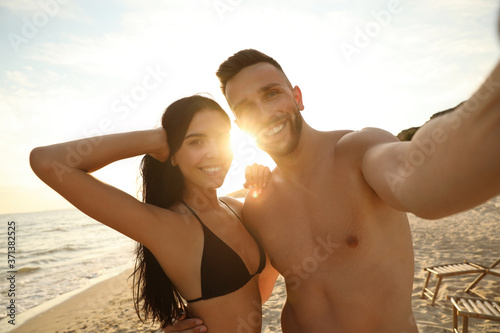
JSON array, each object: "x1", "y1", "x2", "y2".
[{"x1": 0, "y1": 208, "x2": 136, "y2": 330}]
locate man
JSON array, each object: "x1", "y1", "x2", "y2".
[{"x1": 169, "y1": 49, "x2": 500, "y2": 332}]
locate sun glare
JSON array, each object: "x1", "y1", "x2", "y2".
[
  {"x1": 218, "y1": 127, "x2": 274, "y2": 197},
  {"x1": 229, "y1": 127, "x2": 258, "y2": 167},
  {"x1": 230, "y1": 127, "x2": 257, "y2": 151}
]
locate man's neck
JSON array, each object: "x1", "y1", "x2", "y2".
[{"x1": 271, "y1": 123, "x2": 328, "y2": 181}]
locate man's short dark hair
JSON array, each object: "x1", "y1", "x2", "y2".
[{"x1": 216, "y1": 49, "x2": 289, "y2": 96}]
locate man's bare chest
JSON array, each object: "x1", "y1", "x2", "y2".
[{"x1": 254, "y1": 184, "x2": 369, "y2": 272}]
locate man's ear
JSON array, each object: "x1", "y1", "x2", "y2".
[{"x1": 293, "y1": 86, "x2": 304, "y2": 111}]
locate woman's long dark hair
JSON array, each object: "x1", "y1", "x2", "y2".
[{"x1": 131, "y1": 95, "x2": 230, "y2": 328}]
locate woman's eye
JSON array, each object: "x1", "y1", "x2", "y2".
[{"x1": 190, "y1": 140, "x2": 202, "y2": 145}]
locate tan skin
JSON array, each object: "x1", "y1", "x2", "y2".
[
  {"x1": 30, "y1": 108, "x2": 278, "y2": 333},
  {"x1": 172, "y1": 57, "x2": 500, "y2": 332}
]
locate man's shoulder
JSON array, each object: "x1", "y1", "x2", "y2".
[
  {"x1": 336, "y1": 127, "x2": 399, "y2": 150},
  {"x1": 317, "y1": 128, "x2": 393, "y2": 147},
  {"x1": 320, "y1": 129, "x2": 354, "y2": 142},
  {"x1": 328, "y1": 127, "x2": 399, "y2": 168}
]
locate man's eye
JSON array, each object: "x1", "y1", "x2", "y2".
[{"x1": 267, "y1": 91, "x2": 278, "y2": 98}]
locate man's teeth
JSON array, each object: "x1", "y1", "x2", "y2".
[
  {"x1": 265, "y1": 122, "x2": 285, "y2": 136},
  {"x1": 201, "y1": 166, "x2": 222, "y2": 172}
]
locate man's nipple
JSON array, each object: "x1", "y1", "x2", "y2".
[{"x1": 346, "y1": 235, "x2": 359, "y2": 248}]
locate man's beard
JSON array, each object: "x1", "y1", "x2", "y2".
[{"x1": 257, "y1": 106, "x2": 303, "y2": 158}]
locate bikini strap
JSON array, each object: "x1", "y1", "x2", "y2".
[
  {"x1": 219, "y1": 199, "x2": 244, "y2": 223},
  {"x1": 181, "y1": 201, "x2": 204, "y2": 224}
]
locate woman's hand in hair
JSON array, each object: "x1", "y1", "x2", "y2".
[{"x1": 148, "y1": 127, "x2": 170, "y2": 162}]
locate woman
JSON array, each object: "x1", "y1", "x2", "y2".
[{"x1": 30, "y1": 95, "x2": 278, "y2": 332}]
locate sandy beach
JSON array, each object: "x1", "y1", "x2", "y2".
[
  {"x1": 8, "y1": 196, "x2": 500, "y2": 333},
  {"x1": 410, "y1": 195, "x2": 500, "y2": 333}
]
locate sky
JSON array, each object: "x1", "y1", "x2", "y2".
[{"x1": 1, "y1": 0, "x2": 499, "y2": 214}]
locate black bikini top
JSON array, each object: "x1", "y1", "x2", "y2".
[{"x1": 182, "y1": 200, "x2": 266, "y2": 303}]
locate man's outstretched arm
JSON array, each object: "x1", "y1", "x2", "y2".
[{"x1": 361, "y1": 61, "x2": 500, "y2": 219}]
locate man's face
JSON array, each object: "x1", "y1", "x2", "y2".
[{"x1": 225, "y1": 62, "x2": 304, "y2": 157}]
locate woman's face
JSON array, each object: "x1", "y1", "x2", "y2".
[{"x1": 173, "y1": 108, "x2": 233, "y2": 191}]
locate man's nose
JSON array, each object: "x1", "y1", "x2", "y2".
[
  {"x1": 246, "y1": 103, "x2": 273, "y2": 133},
  {"x1": 255, "y1": 101, "x2": 274, "y2": 119}
]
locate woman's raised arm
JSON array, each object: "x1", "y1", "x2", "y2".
[{"x1": 29, "y1": 128, "x2": 171, "y2": 246}]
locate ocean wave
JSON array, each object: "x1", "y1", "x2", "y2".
[
  {"x1": 17, "y1": 266, "x2": 41, "y2": 274},
  {"x1": 47, "y1": 227, "x2": 69, "y2": 232},
  {"x1": 0, "y1": 209, "x2": 135, "y2": 321},
  {"x1": 35, "y1": 246, "x2": 81, "y2": 256},
  {"x1": 84, "y1": 273, "x2": 99, "y2": 279}
]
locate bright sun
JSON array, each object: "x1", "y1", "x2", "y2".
[{"x1": 219, "y1": 128, "x2": 275, "y2": 197}]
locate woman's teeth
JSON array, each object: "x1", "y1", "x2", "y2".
[{"x1": 201, "y1": 166, "x2": 222, "y2": 172}]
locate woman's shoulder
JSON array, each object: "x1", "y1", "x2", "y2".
[
  {"x1": 219, "y1": 196, "x2": 244, "y2": 212},
  {"x1": 145, "y1": 201, "x2": 200, "y2": 234},
  {"x1": 220, "y1": 195, "x2": 243, "y2": 205}
]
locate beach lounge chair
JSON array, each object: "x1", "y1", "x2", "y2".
[
  {"x1": 489, "y1": 268, "x2": 500, "y2": 277},
  {"x1": 464, "y1": 258, "x2": 500, "y2": 296},
  {"x1": 448, "y1": 295, "x2": 500, "y2": 333},
  {"x1": 421, "y1": 261, "x2": 486, "y2": 306},
  {"x1": 421, "y1": 258, "x2": 500, "y2": 306}
]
